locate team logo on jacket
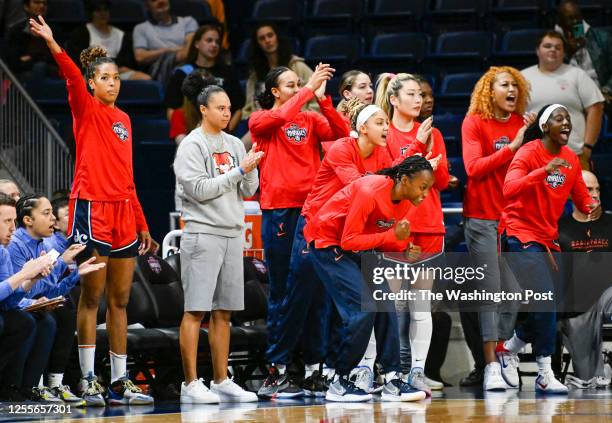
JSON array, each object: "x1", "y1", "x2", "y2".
[
  {"x1": 112, "y1": 122, "x2": 129, "y2": 142},
  {"x1": 212, "y1": 151, "x2": 236, "y2": 174},
  {"x1": 147, "y1": 256, "x2": 162, "y2": 274},
  {"x1": 494, "y1": 136, "x2": 510, "y2": 150},
  {"x1": 376, "y1": 218, "x2": 395, "y2": 229},
  {"x1": 546, "y1": 169, "x2": 566, "y2": 188},
  {"x1": 285, "y1": 124, "x2": 307, "y2": 143}
]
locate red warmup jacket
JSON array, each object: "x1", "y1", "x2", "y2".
[
  {"x1": 53, "y1": 50, "x2": 148, "y2": 231},
  {"x1": 308, "y1": 175, "x2": 413, "y2": 252},
  {"x1": 462, "y1": 113, "x2": 524, "y2": 221},
  {"x1": 249, "y1": 88, "x2": 349, "y2": 210},
  {"x1": 386, "y1": 122, "x2": 449, "y2": 235},
  {"x1": 301, "y1": 137, "x2": 393, "y2": 242},
  {"x1": 500, "y1": 140, "x2": 592, "y2": 251}
]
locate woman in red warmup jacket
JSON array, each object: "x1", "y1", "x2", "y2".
[
  {"x1": 460, "y1": 66, "x2": 536, "y2": 391},
  {"x1": 258, "y1": 98, "x2": 391, "y2": 397},
  {"x1": 31, "y1": 17, "x2": 156, "y2": 406},
  {"x1": 248, "y1": 64, "x2": 348, "y2": 386},
  {"x1": 374, "y1": 72, "x2": 448, "y2": 392},
  {"x1": 306, "y1": 156, "x2": 433, "y2": 403},
  {"x1": 496, "y1": 104, "x2": 601, "y2": 395}
]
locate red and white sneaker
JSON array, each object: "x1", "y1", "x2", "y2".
[
  {"x1": 535, "y1": 372, "x2": 568, "y2": 394},
  {"x1": 495, "y1": 342, "x2": 520, "y2": 388}
]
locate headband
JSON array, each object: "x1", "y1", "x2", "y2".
[
  {"x1": 356, "y1": 105, "x2": 383, "y2": 132},
  {"x1": 539, "y1": 104, "x2": 568, "y2": 131}
]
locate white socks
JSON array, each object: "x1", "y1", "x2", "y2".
[
  {"x1": 322, "y1": 366, "x2": 335, "y2": 379},
  {"x1": 357, "y1": 329, "x2": 377, "y2": 372},
  {"x1": 409, "y1": 307, "x2": 432, "y2": 370},
  {"x1": 275, "y1": 364, "x2": 286, "y2": 375},
  {"x1": 47, "y1": 373, "x2": 63, "y2": 388},
  {"x1": 305, "y1": 363, "x2": 319, "y2": 379},
  {"x1": 504, "y1": 335, "x2": 527, "y2": 355},
  {"x1": 78, "y1": 345, "x2": 96, "y2": 378},
  {"x1": 110, "y1": 351, "x2": 127, "y2": 383},
  {"x1": 536, "y1": 356, "x2": 552, "y2": 375}
]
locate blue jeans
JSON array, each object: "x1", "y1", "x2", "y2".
[
  {"x1": 262, "y1": 208, "x2": 301, "y2": 349},
  {"x1": 266, "y1": 215, "x2": 336, "y2": 365},
  {"x1": 312, "y1": 247, "x2": 401, "y2": 375},
  {"x1": 503, "y1": 235, "x2": 558, "y2": 357}
]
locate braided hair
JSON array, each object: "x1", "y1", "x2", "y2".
[
  {"x1": 377, "y1": 155, "x2": 433, "y2": 180},
  {"x1": 343, "y1": 97, "x2": 368, "y2": 131},
  {"x1": 16, "y1": 193, "x2": 46, "y2": 228}
]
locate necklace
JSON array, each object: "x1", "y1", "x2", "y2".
[
  {"x1": 203, "y1": 130, "x2": 225, "y2": 153},
  {"x1": 494, "y1": 113, "x2": 511, "y2": 122}
]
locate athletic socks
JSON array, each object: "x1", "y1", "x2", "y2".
[
  {"x1": 409, "y1": 310, "x2": 432, "y2": 370},
  {"x1": 47, "y1": 373, "x2": 64, "y2": 389},
  {"x1": 78, "y1": 345, "x2": 96, "y2": 378},
  {"x1": 305, "y1": 364, "x2": 319, "y2": 379},
  {"x1": 110, "y1": 351, "x2": 127, "y2": 383},
  {"x1": 322, "y1": 366, "x2": 335, "y2": 379},
  {"x1": 504, "y1": 335, "x2": 527, "y2": 355},
  {"x1": 276, "y1": 364, "x2": 287, "y2": 375},
  {"x1": 536, "y1": 356, "x2": 552, "y2": 375},
  {"x1": 357, "y1": 330, "x2": 377, "y2": 372}
]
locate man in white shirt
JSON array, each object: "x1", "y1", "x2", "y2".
[{"x1": 521, "y1": 30, "x2": 604, "y2": 170}]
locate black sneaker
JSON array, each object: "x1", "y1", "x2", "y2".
[
  {"x1": 460, "y1": 368, "x2": 484, "y2": 387},
  {"x1": 257, "y1": 366, "x2": 304, "y2": 399},
  {"x1": 301, "y1": 370, "x2": 327, "y2": 398}
]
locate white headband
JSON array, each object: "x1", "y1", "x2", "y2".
[
  {"x1": 355, "y1": 105, "x2": 383, "y2": 133},
  {"x1": 539, "y1": 104, "x2": 568, "y2": 131}
]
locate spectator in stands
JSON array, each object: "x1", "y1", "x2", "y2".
[
  {"x1": 133, "y1": 0, "x2": 198, "y2": 82},
  {"x1": 164, "y1": 24, "x2": 244, "y2": 130},
  {"x1": 556, "y1": 1, "x2": 612, "y2": 107},
  {"x1": 9, "y1": 194, "x2": 104, "y2": 404},
  {"x1": 174, "y1": 78, "x2": 261, "y2": 403},
  {"x1": 5, "y1": 0, "x2": 60, "y2": 78},
  {"x1": 66, "y1": 0, "x2": 151, "y2": 81},
  {"x1": 0, "y1": 193, "x2": 54, "y2": 401},
  {"x1": 522, "y1": 31, "x2": 604, "y2": 170},
  {"x1": 242, "y1": 22, "x2": 316, "y2": 119},
  {"x1": 44, "y1": 196, "x2": 69, "y2": 254},
  {"x1": 0, "y1": 179, "x2": 20, "y2": 201},
  {"x1": 559, "y1": 170, "x2": 612, "y2": 386},
  {"x1": 0, "y1": 0, "x2": 26, "y2": 36}
]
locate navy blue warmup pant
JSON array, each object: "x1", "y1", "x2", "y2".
[
  {"x1": 0, "y1": 309, "x2": 36, "y2": 380},
  {"x1": 311, "y1": 246, "x2": 401, "y2": 376},
  {"x1": 266, "y1": 215, "x2": 337, "y2": 365},
  {"x1": 262, "y1": 208, "x2": 301, "y2": 350},
  {"x1": 503, "y1": 235, "x2": 557, "y2": 357}
]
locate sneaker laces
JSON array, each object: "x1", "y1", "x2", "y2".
[
  {"x1": 352, "y1": 368, "x2": 372, "y2": 388},
  {"x1": 84, "y1": 378, "x2": 104, "y2": 396},
  {"x1": 122, "y1": 379, "x2": 142, "y2": 393}
]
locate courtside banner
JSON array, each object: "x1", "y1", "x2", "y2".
[{"x1": 360, "y1": 252, "x2": 612, "y2": 313}]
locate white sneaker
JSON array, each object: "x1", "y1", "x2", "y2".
[
  {"x1": 180, "y1": 379, "x2": 220, "y2": 404},
  {"x1": 210, "y1": 378, "x2": 258, "y2": 403},
  {"x1": 495, "y1": 343, "x2": 520, "y2": 388},
  {"x1": 535, "y1": 371, "x2": 568, "y2": 394},
  {"x1": 424, "y1": 375, "x2": 444, "y2": 391},
  {"x1": 349, "y1": 366, "x2": 374, "y2": 393},
  {"x1": 483, "y1": 363, "x2": 507, "y2": 391}
]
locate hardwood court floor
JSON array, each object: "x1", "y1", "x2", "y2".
[{"x1": 2, "y1": 388, "x2": 612, "y2": 422}]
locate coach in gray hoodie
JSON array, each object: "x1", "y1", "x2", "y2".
[{"x1": 173, "y1": 82, "x2": 263, "y2": 404}]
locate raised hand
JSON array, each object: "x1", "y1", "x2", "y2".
[
  {"x1": 240, "y1": 143, "x2": 264, "y2": 174},
  {"x1": 416, "y1": 116, "x2": 433, "y2": 147},
  {"x1": 29, "y1": 15, "x2": 61, "y2": 53},
  {"x1": 509, "y1": 112, "x2": 537, "y2": 152},
  {"x1": 588, "y1": 202, "x2": 602, "y2": 221},
  {"x1": 425, "y1": 152, "x2": 442, "y2": 171},
  {"x1": 305, "y1": 63, "x2": 335, "y2": 95}
]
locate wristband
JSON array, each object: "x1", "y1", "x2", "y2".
[{"x1": 583, "y1": 144, "x2": 594, "y2": 150}]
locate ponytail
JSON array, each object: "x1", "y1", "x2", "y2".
[
  {"x1": 377, "y1": 155, "x2": 432, "y2": 180},
  {"x1": 257, "y1": 66, "x2": 290, "y2": 110},
  {"x1": 375, "y1": 72, "x2": 420, "y2": 120}
]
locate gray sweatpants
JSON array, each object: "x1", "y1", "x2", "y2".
[
  {"x1": 561, "y1": 286, "x2": 612, "y2": 380},
  {"x1": 464, "y1": 217, "x2": 520, "y2": 342}
]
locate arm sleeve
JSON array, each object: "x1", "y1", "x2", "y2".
[
  {"x1": 130, "y1": 190, "x2": 149, "y2": 232},
  {"x1": 175, "y1": 141, "x2": 244, "y2": 202},
  {"x1": 184, "y1": 17, "x2": 198, "y2": 35},
  {"x1": 326, "y1": 144, "x2": 364, "y2": 184},
  {"x1": 577, "y1": 67, "x2": 605, "y2": 108},
  {"x1": 132, "y1": 24, "x2": 148, "y2": 50},
  {"x1": 570, "y1": 164, "x2": 593, "y2": 214},
  {"x1": 503, "y1": 152, "x2": 548, "y2": 201},
  {"x1": 248, "y1": 88, "x2": 315, "y2": 137},
  {"x1": 432, "y1": 129, "x2": 450, "y2": 191},
  {"x1": 462, "y1": 116, "x2": 515, "y2": 179},
  {"x1": 27, "y1": 271, "x2": 79, "y2": 299},
  {"x1": 312, "y1": 96, "x2": 350, "y2": 141},
  {"x1": 52, "y1": 50, "x2": 91, "y2": 120},
  {"x1": 0, "y1": 281, "x2": 14, "y2": 303},
  {"x1": 340, "y1": 189, "x2": 397, "y2": 251}
]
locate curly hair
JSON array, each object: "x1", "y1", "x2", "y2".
[
  {"x1": 467, "y1": 66, "x2": 530, "y2": 120},
  {"x1": 342, "y1": 97, "x2": 367, "y2": 132},
  {"x1": 79, "y1": 45, "x2": 115, "y2": 81}
]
